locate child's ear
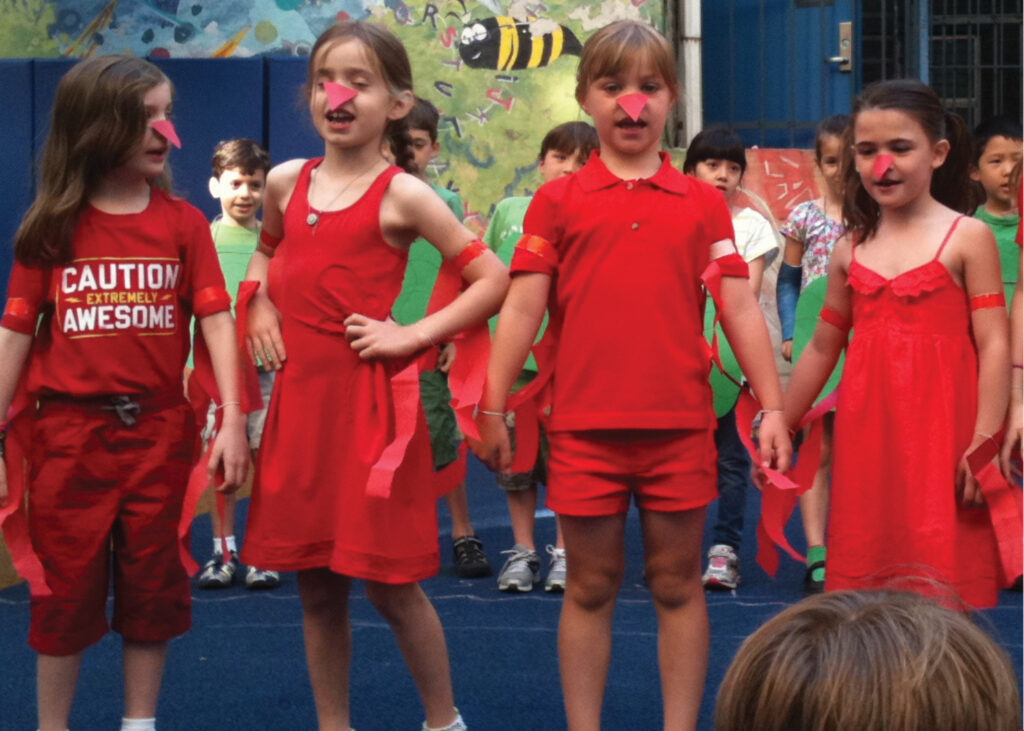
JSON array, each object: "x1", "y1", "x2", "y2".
[
  {"x1": 388, "y1": 90, "x2": 414, "y2": 121},
  {"x1": 968, "y1": 165, "x2": 981, "y2": 183},
  {"x1": 208, "y1": 176, "x2": 221, "y2": 199},
  {"x1": 931, "y1": 138, "x2": 951, "y2": 169}
]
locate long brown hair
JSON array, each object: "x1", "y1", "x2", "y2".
[
  {"x1": 305, "y1": 21, "x2": 416, "y2": 174},
  {"x1": 715, "y1": 591, "x2": 1021, "y2": 731},
  {"x1": 842, "y1": 79, "x2": 973, "y2": 241},
  {"x1": 14, "y1": 56, "x2": 171, "y2": 266}
]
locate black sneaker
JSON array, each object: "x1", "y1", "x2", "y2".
[
  {"x1": 452, "y1": 535, "x2": 492, "y2": 578},
  {"x1": 804, "y1": 560, "x2": 825, "y2": 594}
]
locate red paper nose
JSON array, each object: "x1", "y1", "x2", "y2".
[
  {"x1": 617, "y1": 93, "x2": 648, "y2": 122},
  {"x1": 151, "y1": 119, "x2": 181, "y2": 149},
  {"x1": 872, "y1": 154, "x2": 893, "y2": 180},
  {"x1": 324, "y1": 82, "x2": 358, "y2": 110}
]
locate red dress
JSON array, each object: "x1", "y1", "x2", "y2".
[
  {"x1": 241, "y1": 160, "x2": 438, "y2": 583},
  {"x1": 829, "y1": 216, "x2": 1001, "y2": 608}
]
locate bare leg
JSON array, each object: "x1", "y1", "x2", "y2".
[
  {"x1": 298, "y1": 568, "x2": 352, "y2": 731},
  {"x1": 640, "y1": 508, "x2": 709, "y2": 731},
  {"x1": 443, "y1": 482, "x2": 473, "y2": 539},
  {"x1": 37, "y1": 652, "x2": 82, "y2": 731},
  {"x1": 365, "y1": 581, "x2": 457, "y2": 728},
  {"x1": 798, "y1": 420, "x2": 833, "y2": 548},
  {"x1": 558, "y1": 513, "x2": 628, "y2": 731},
  {"x1": 123, "y1": 640, "x2": 168, "y2": 718},
  {"x1": 507, "y1": 487, "x2": 539, "y2": 549},
  {"x1": 554, "y1": 514, "x2": 565, "y2": 550},
  {"x1": 210, "y1": 491, "x2": 237, "y2": 541}
]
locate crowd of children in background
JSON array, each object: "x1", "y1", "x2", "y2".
[{"x1": 0, "y1": 15, "x2": 1020, "y2": 731}]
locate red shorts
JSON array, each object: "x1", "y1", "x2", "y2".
[
  {"x1": 546, "y1": 429, "x2": 717, "y2": 516},
  {"x1": 27, "y1": 400, "x2": 195, "y2": 656}
]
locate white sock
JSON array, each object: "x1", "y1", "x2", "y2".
[
  {"x1": 120, "y1": 718, "x2": 156, "y2": 731},
  {"x1": 213, "y1": 535, "x2": 237, "y2": 554}
]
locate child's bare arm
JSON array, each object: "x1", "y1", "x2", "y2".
[
  {"x1": 1002, "y1": 272, "x2": 1022, "y2": 481},
  {"x1": 0, "y1": 328, "x2": 33, "y2": 507},
  {"x1": 198, "y1": 311, "x2": 249, "y2": 492},
  {"x1": 781, "y1": 237, "x2": 852, "y2": 428}
]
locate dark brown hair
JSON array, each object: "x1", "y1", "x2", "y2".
[
  {"x1": 683, "y1": 126, "x2": 747, "y2": 175},
  {"x1": 715, "y1": 591, "x2": 1021, "y2": 731},
  {"x1": 842, "y1": 80, "x2": 973, "y2": 241},
  {"x1": 305, "y1": 21, "x2": 416, "y2": 174},
  {"x1": 539, "y1": 121, "x2": 598, "y2": 161},
  {"x1": 406, "y1": 96, "x2": 440, "y2": 143},
  {"x1": 14, "y1": 56, "x2": 171, "y2": 266},
  {"x1": 211, "y1": 138, "x2": 271, "y2": 178},
  {"x1": 814, "y1": 114, "x2": 849, "y2": 162},
  {"x1": 574, "y1": 20, "x2": 678, "y2": 105}
]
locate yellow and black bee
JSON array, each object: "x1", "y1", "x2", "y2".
[{"x1": 458, "y1": 16, "x2": 582, "y2": 70}]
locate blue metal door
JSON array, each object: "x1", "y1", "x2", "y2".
[{"x1": 701, "y1": 0, "x2": 855, "y2": 148}]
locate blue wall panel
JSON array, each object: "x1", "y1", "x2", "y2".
[
  {"x1": 0, "y1": 61, "x2": 34, "y2": 296},
  {"x1": 266, "y1": 57, "x2": 323, "y2": 165}
]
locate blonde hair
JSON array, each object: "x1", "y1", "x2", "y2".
[
  {"x1": 15, "y1": 56, "x2": 171, "y2": 266},
  {"x1": 714, "y1": 591, "x2": 1021, "y2": 731},
  {"x1": 574, "y1": 20, "x2": 678, "y2": 104}
]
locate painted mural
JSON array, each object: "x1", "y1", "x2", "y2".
[{"x1": 1, "y1": 0, "x2": 661, "y2": 222}]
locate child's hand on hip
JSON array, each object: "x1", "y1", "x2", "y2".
[{"x1": 344, "y1": 314, "x2": 428, "y2": 359}]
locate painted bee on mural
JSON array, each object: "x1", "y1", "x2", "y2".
[{"x1": 458, "y1": 16, "x2": 582, "y2": 71}]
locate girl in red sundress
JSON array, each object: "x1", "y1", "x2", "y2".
[
  {"x1": 784, "y1": 79, "x2": 1014, "y2": 609},
  {"x1": 241, "y1": 20, "x2": 507, "y2": 731}
]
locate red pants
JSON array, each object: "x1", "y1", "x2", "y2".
[{"x1": 28, "y1": 400, "x2": 195, "y2": 656}]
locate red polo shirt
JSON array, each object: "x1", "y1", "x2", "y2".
[
  {"x1": 511, "y1": 151, "x2": 738, "y2": 431},
  {"x1": 2, "y1": 189, "x2": 230, "y2": 396}
]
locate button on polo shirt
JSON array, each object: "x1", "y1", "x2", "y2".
[{"x1": 511, "y1": 151, "x2": 739, "y2": 431}]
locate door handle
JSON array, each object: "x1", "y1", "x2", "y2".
[{"x1": 826, "y1": 21, "x2": 853, "y2": 72}]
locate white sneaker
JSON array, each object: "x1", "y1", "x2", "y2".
[
  {"x1": 702, "y1": 544, "x2": 740, "y2": 590},
  {"x1": 497, "y1": 544, "x2": 540, "y2": 592},
  {"x1": 544, "y1": 545, "x2": 567, "y2": 593}
]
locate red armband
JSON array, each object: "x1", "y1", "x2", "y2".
[
  {"x1": 819, "y1": 305, "x2": 851, "y2": 333},
  {"x1": 192, "y1": 286, "x2": 232, "y2": 318},
  {"x1": 510, "y1": 234, "x2": 558, "y2": 275},
  {"x1": 259, "y1": 228, "x2": 283, "y2": 250},
  {"x1": 970, "y1": 292, "x2": 1006, "y2": 311},
  {"x1": 452, "y1": 239, "x2": 487, "y2": 273},
  {"x1": 711, "y1": 252, "x2": 750, "y2": 278},
  {"x1": 1, "y1": 298, "x2": 38, "y2": 334}
]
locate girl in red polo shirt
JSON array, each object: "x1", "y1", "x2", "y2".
[
  {"x1": 473, "y1": 21, "x2": 791, "y2": 730},
  {"x1": 0, "y1": 57, "x2": 248, "y2": 731},
  {"x1": 784, "y1": 80, "x2": 1012, "y2": 609},
  {"x1": 242, "y1": 21, "x2": 506, "y2": 731}
]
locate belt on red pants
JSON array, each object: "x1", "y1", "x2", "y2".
[{"x1": 37, "y1": 389, "x2": 186, "y2": 427}]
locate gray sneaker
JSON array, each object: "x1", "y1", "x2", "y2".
[
  {"x1": 497, "y1": 544, "x2": 540, "y2": 592},
  {"x1": 245, "y1": 565, "x2": 281, "y2": 590},
  {"x1": 702, "y1": 543, "x2": 740, "y2": 590},
  {"x1": 544, "y1": 545, "x2": 567, "y2": 593}
]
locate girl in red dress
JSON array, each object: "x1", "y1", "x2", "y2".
[
  {"x1": 0, "y1": 56, "x2": 249, "y2": 731},
  {"x1": 242, "y1": 21, "x2": 507, "y2": 731},
  {"x1": 784, "y1": 80, "x2": 1011, "y2": 609}
]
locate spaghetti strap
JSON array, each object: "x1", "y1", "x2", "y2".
[{"x1": 934, "y1": 215, "x2": 965, "y2": 260}]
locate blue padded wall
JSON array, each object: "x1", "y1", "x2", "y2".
[
  {"x1": 266, "y1": 57, "x2": 323, "y2": 165},
  {"x1": 0, "y1": 61, "x2": 34, "y2": 296}
]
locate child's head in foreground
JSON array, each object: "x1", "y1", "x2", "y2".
[
  {"x1": 537, "y1": 121, "x2": 599, "y2": 182},
  {"x1": 714, "y1": 590, "x2": 1021, "y2": 731},
  {"x1": 209, "y1": 138, "x2": 271, "y2": 228}
]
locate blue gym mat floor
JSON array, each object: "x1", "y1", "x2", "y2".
[{"x1": 2, "y1": 455, "x2": 1020, "y2": 730}]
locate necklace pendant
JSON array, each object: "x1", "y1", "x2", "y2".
[{"x1": 306, "y1": 212, "x2": 319, "y2": 226}]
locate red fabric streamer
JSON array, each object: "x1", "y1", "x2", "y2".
[
  {"x1": 508, "y1": 397, "x2": 541, "y2": 473},
  {"x1": 433, "y1": 443, "x2": 468, "y2": 498},
  {"x1": 700, "y1": 254, "x2": 751, "y2": 385},
  {"x1": 969, "y1": 292, "x2": 1006, "y2": 311},
  {"x1": 366, "y1": 358, "x2": 423, "y2": 499},
  {"x1": 0, "y1": 379, "x2": 52, "y2": 596},
  {"x1": 966, "y1": 431, "x2": 1023, "y2": 585}
]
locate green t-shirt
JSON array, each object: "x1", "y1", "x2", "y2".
[
  {"x1": 391, "y1": 184, "x2": 463, "y2": 326},
  {"x1": 482, "y1": 196, "x2": 546, "y2": 374},
  {"x1": 974, "y1": 205, "x2": 1020, "y2": 307},
  {"x1": 187, "y1": 218, "x2": 259, "y2": 368}
]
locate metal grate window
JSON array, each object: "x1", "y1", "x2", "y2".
[{"x1": 930, "y1": 0, "x2": 1022, "y2": 128}]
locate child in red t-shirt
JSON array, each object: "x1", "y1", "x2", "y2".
[
  {"x1": 0, "y1": 57, "x2": 248, "y2": 731},
  {"x1": 473, "y1": 20, "x2": 791, "y2": 730}
]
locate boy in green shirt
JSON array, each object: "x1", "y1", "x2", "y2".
[
  {"x1": 971, "y1": 116, "x2": 1022, "y2": 305},
  {"x1": 198, "y1": 139, "x2": 279, "y2": 590},
  {"x1": 483, "y1": 121, "x2": 598, "y2": 592},
  {"x1": 391, "y1": 98, "x2": 492, "y2": 578}
]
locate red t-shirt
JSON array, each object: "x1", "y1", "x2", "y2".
[
  {"x1": 2, "y1": 188, "x2": 230, "y2": 396},
  {"x1": 511, "y1": 151, "x2": 738, "y2": 431}
]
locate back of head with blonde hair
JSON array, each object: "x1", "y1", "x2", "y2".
[
  {"x1": 15, "y1": 55, "x2": 171, "y2": 266},
  {"x1": 574, "y1": 20, "x2": 678, "y2": 105},
  {"x1": 715, "y1": 590, "x2": 1021, "y2": 731}
]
